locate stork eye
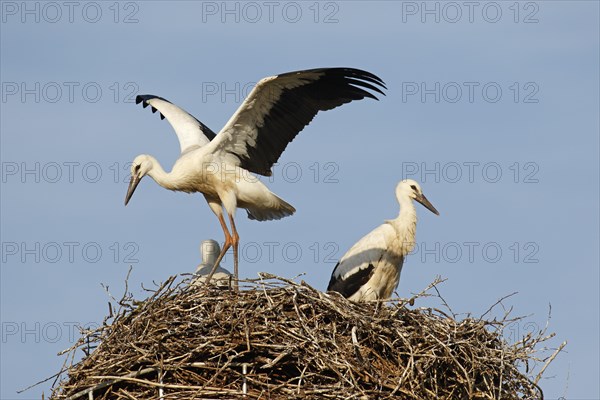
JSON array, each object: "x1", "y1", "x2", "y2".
[{"x1": 410, "y1": 185, "x2": 417, "y2": 191}]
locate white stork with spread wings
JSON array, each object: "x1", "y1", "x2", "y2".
[
  {"x1": 124, "y1": 68, "x2": 386, "y2": 289},
  {"x1": 327, "y1": 180, "x2": 439, "y2": 302}
]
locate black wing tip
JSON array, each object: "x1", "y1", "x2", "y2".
[
  {"x1": 136, "y1": 94, "x2": 171, "y2": 104},
  {"x1": 279, "y1": 67, "x2": 386, "y2": 91},
  {"x1": 318, "y1": 67, "x2": 387, "y2": 100},
  {"x1": 135, "y1": 94, "x2": 167, "y2": 119},
  {"x1": 319, "y1": 67, "x2": 386, "y2": 87},
  {"x1": 341, "y1": 69, "x2": 387, "y2": 98}
]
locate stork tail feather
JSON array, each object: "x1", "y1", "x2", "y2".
[{"x1": 246, "y1": 196, "x2": 296, "y2": 221}]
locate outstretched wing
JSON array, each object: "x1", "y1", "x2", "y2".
[
  {"x1": 136, "y1": 95, "x2": 217, "y2": 154},
  {"x1": 206, "y1": 68, "x2": 386, "y2": 176}
]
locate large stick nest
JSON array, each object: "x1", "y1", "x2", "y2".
[{"x1": 49, "y1": 274, "x2": 561, "y2": 399}]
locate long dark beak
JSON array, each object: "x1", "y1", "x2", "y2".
[
  {"x1": 124, "y1": 175, "x2": 141, "y2": 206},
  {"x1": 416, "y1": 193, "x2": 440, "y2": 215}
]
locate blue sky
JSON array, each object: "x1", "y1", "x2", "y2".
[{"x1": 1, "y1": 1, "x2": 598, "y2": 399}]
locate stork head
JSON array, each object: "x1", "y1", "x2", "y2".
[
  {"x1": 397, "y1": 179, "x2": 440, "y2": 215},
  {"x1": 124, "y1": 154, "x2": 153, "y2": 206}
]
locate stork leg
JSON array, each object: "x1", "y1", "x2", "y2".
[
  {"x1": 228, "y1": 214, "x2": 240, "y2": 292},
  {"x1": 203, "y1": 212, "x2": 233, "y2": 288}
]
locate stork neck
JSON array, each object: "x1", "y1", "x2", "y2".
[
  {"x1": 146, "y1": 158, "x2": 176, "y2": 190},
  {"x1": 384, "y1": 196, "x2": 417, "y2": 256},
  {"x1": 390, "y1": 196, "x2": 417, "y2": 232}
]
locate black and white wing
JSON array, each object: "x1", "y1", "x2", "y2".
[
  {"x1": 136, "y1": 95, "x2": 217, "y2": 154},
  {"x1": 327, "y1": 224, "x2": 397, "y2": 300},
  {"x1": 206, "y1": 68, "x2": 386, "y2": 176},
  {"x1": 327, "y1": 261, "x2": 375, "y2": 299}
]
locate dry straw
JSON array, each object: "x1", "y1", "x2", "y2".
[{"x1": 48, "y1": 273, "x2": 564, "y2": 399}]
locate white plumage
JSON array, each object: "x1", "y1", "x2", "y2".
[
  {"x1": 327, "y1": 180, "x2": 439, "y2": 302},
  {"x1": 193, "y1": 240, "x2": 231, "y2": 287},
  {"x1": 124, "y1": 68, "x2": 386, "y2": 289}
]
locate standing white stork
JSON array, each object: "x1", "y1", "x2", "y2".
[
  {"x1": 124, "y1": 68, "x2": 386, "y2": 289},
  {"x1": 327, "y1": 179, "x2": 439, "y2": 302}
]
